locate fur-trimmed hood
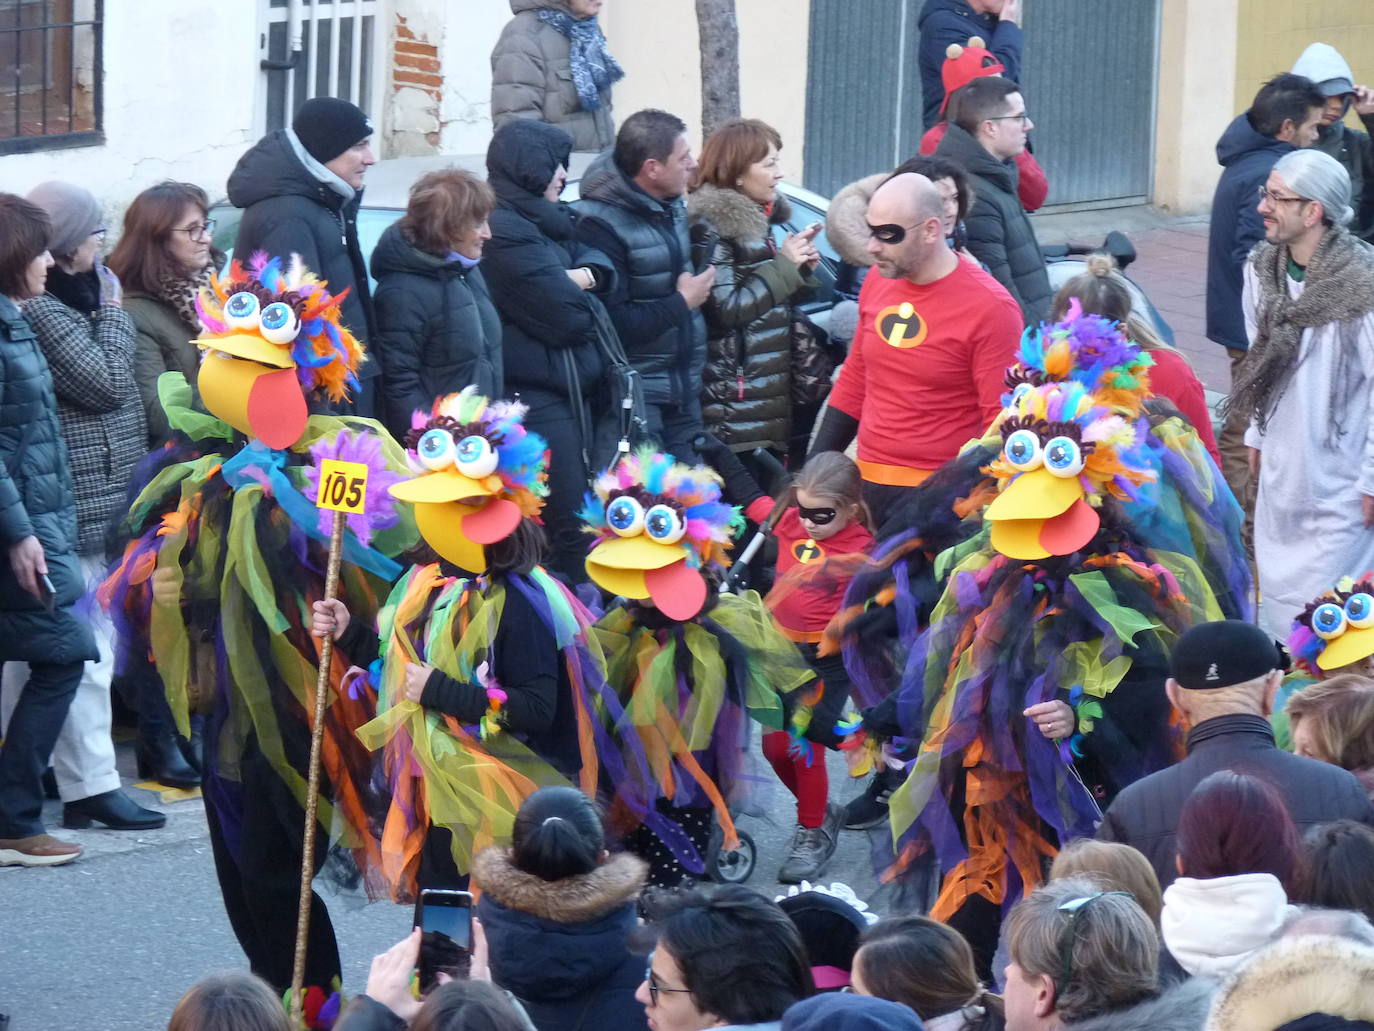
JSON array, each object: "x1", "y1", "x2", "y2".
[
  {"x1": 1205, "y1": 936, "x2": 1374, "y2": 1031},
  {"x1": 687, "y1": 182, "x2": 792, "y2": 244},
  {"x1": 825, "y1": 172, "x2": 886, "y2": 267},
  {"x1": 1067, "y1": 977, "x2": 1215, "y2": 1031},
  {"x1": 473, "y1": 846, "x2": 646, "y2": 922}
]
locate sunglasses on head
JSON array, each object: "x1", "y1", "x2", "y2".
[
  {"x1": 866, "y1": 221, "x2": 922, "y2": 244},
  {"x1": 796, "y1": 503, "x2": 837, "y2": 526}
]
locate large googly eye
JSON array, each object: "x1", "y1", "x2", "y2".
[
  {"x1": 1043, "y1": 436, "x2": 1086, "y2": 478},
  {"x1": 223, "y1": 292, "x2": 261, "y2": 330},
  {"x1": 1312, "y1": 602, "x2": 1348, "y2": 641},
  {"x1": 454, "y1": 435, "x2": 499, "y2": 479},
  {"x1": 416, "y1": 428, "x2": 456, "y2": 471},
  {"x1": 1009, "y1": 382, "x2": 1034, "y2": 407},
  {"x1": 1004, "y1": 428, "x2": 1043, "y2": 472},
  {"x1": 1346, "y1": 592, "x2": 1374, "y2": 629},
  {"x1": 644, "y1": 503, "x2": 686, "y2": 544},
  {"x1": 258, "y1": 301, "x2": 301, "y2": 344},
  {"x1": 605, "y1": 495, "x2": 645, "y2": 537}
]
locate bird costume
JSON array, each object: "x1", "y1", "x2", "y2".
[
  {"x1": 581, "y1": 450, "x2": 814, "y2": 886},
  {"x1": 101, "y1": 255, "x2": 415, "y2": 1004}
]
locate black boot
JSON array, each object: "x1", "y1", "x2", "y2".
[
  {"x1": 178, "y1": 718, "x2": 205, "y2": 775},
  {"x1": 63, "y1": 788, "x2": 166, "y2": 830},
  {"x1": 136, "y1": 731, "x2": 201, "y2": 789}
]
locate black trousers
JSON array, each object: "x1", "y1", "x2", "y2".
[
  {"x1": 0, "y1": 660, "x2": 82, "y2": 838},
  {"x1": 202, "y1": 740, "x2": 341, "y2": 993},
  {"x1": 520, "y1": 386, "x2": 594, "y2": 586}
]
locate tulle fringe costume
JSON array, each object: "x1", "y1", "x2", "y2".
[
  {"x1": 835, "y1": 308, "x2": 1243, "y2": 928},
  {"x1": 100, "y1": 256, "x2": 416, "y2": 998},
  {"x1": 581, "y1": 450, "x2": 815, "y2": 885},
  {"x1": 351, "y1": 388, "x2": 628, "y2": 900}
]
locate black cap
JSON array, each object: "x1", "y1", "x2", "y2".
[
  {"x1": 1169, "y1": 620, "x2": 1283, "y2": 690},
  {"x1": 292, "y1": 97, "x2": 372, "y2": 164}
]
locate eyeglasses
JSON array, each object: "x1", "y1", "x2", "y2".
[
  {"x1": 797, "y1": 503, "x2": 837, "y2": 526},
  {"x1": 644, "y1": 966, "x2": 693, "y2": 1007},
  {"x1": 91, "y1": 226, "x2": 108, "y2": 238},
  {"x1": 866, "y1": 221, "x2": 922, "y2": 244},
  {"x1": 1257, "y1": 186, "x2": 1308, "y2": 205},
  {"x1": 173, "y1": 219, "x2": 217, "y2": 240},
  {"x1": 1056, "y1": 892, "x2": 1133, "y2": 990},
  {"x1": 989, "y1": 112, "x2": 1031, "y2": 126}
]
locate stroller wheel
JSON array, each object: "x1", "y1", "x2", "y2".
[{"x1": 706, "y1": 825, "x2": 756, "y2": 883}]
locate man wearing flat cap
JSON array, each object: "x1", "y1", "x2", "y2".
[
  {"x1": 227, "y1": 96, "x2": 380, "y2": 416},
  {"x1": 1097, "y1": 620, "x2": 1374, "y2": 889}
]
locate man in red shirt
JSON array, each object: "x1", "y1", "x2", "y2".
[{"x1": 810, "y1": 172, "x2": 1023, "y2": 525}]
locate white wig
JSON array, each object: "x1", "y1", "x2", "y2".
[{"x1": 1273, "y1": 149, "x2": 1354, "y2": 227}]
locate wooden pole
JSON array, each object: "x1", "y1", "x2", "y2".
[{"x1": 289, "y1": 508, "x2": 346, "y2": 1028}]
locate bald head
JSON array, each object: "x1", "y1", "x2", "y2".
[
  {"x1": 870, "y1": 172, "x2": 945, "y2": 226},
  {"x1": 865, "y1": 171, "x2": 956, "y2": 282}
]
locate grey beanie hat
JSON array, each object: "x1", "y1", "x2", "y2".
[
  {"x1": 26, "y1": 181, "x2": 102, "y2": 258},
  {"x1": 1273, "y1": 149, "x2": 1354, "y2": 227}
]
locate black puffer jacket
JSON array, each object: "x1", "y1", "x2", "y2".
[
  {"x1": 687, "y1": 184, "x2": 814, "y2": 452},
  {"x1": 0, "y1": 296, "x2": 97, "y2": 665},
  {"x1": 936, "y1": 122, "x2": 1051, "y2": 325},
  {"x1": 227, "y1": 130, "x2": 379, "y2": 381},
  {"x1": 370, "y1": 222, "x2": 502, "y2": 438},
  {"x1": 484, "y1": 118, "x2": 614, "y2": 401},
  {"x1": 473, "y1": 847, "x2": 649, "y2": 1031},
  {"x1": 575, "y1": 152, "x2": 705, "y2": 408}
]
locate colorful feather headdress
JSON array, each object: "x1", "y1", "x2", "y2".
[{"x1": 1289, "y1": 574, "x2": 1374, "y2": 674}]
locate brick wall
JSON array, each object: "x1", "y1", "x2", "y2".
[{"x1": 390, "y1": 12, "x2": 443, "y2": 153}]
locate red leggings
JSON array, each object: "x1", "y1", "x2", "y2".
[{"x1": 762, "y1": 730, "x2": 829, "y2": 828}]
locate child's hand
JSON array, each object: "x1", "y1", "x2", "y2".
[
  {"x1": 403, "y1": 661, "x2": 435, "y2": 703},
  {"x1": 311, "y1": 598, "x2": 351, "y2": 641}
]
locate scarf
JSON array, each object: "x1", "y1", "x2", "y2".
[
  {"x1": 154, "y1": 261, "x2": 218, "y2": 333},
  {"x1": 1226, "y1": 226, "x2": 1374, "y2": 436},
  {"x1": 537, "y1": 9, "x2": 624, "y2": 112},
  {"x1": 44, "y1": 264, "x2": 101, "y2": 313}
]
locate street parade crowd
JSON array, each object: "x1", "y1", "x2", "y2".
[{"x1": 6, "y1": 1, "x2": 1374, "y2": 1029}]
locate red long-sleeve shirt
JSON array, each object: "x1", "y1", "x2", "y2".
[
  {"x1": 1146, "y1": 347, "x2": 1221, "y2": 467},
  {"x1": 828, "y1": 261, "x2": 1023, "y2": 481}
]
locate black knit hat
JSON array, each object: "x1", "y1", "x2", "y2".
[
  {"x1": 292, "y1": 97, "x2": 373, "y2": 164},
  {"x1": 1169, "y1": 620, "x2": 1283, "y2": 690}
]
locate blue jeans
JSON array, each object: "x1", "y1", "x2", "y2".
[{"x1": 0, "y1": 660, "x2": 83, "y2": 837}]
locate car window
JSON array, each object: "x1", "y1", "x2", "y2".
[{"x1": 208, "y1": 203, "x2": 402, "y2": 290}]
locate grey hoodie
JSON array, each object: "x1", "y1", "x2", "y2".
[{"x1": 1290, "y1": 42, "x2": 1374, "y2": 240}]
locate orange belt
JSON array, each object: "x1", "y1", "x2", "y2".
[
  {"x1": 778, "y1": 625, "x2": 826, "y2": 644},
  {"x1": 857, "y1": 459, "x2": 935, "y2": 487}
]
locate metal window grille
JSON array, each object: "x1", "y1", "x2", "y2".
[
  {"x1": 260, "y1": 0, "x2": 384, "y2": 136},
  {"x1": 0, "y1": 0, "x2": 102, "y2": 154}
]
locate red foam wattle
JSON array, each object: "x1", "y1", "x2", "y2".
[
  {"x1": 462, "y1": 497, "x2": 522, "y2": 544},
  {"x1": 247, "y1": 367, "x2": 308, "y2": 449},
  {"x1": 1038, "y1": 498, "x2": 1100, "y2": 556},
  {"x1": 645, "y1": 561, "x2": 708, "y2": 620}
]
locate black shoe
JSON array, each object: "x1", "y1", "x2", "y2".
[
  {"x1": 136, "y1": 731, "x2": 200, "y2": 789},
  {"x1": 63, "y1": 789, "x2": 166, "y2": 830},
  {"x1": 42, "y1": 766, "x2": 59, "y2": 800},
  {"x1": 180, "y1": 719, "x2": 205, "y2": 774},
  {"x1": 843, "y1": 767, "x2": 903, "y2": 830}
]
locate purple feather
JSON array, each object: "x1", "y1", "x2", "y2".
[{"x1": 302, "y1": 429, "x2": 404, "y2": 546}]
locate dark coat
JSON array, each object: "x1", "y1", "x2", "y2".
[
  {"x1": 0, "y1": 296, "x2": 97, "y2": 665},
  {"x1": 484, "y1": 118, "x2": 614, "y2": 402},
  {"x1": 1205, "y1": 113, "x2": 1295, "y2": 350},
  {"x1": 574, "y1": 152, "x2": 706, "y2": 409},
  {"x1": 473, "y1": 847, "x2": 649, "y2": 1031},
  {"x1": 123, "y1": 293, "x2": 200, "y2": 444},
  {"x1": 1097, "y1": 713, "x2": 1374, "y2": 890},
  {"x1": 226, "y1": 130, "x2": 379, "y2": 379},
  {"x1": 918, "y1": 0, "x2": 1023, "y2": 130},
  {"x1": 1314, "y1": 113, "x2": 1374, "y2": 242},
  {"x1": 370, "y1": 222, "x2": 503, "y2": 438},
  {"x1": 936, "y1": 122, "x2": 1051, "y2": 325},
  {"x1": 687, "y1": 184, "x2": 813, "y2": 452}
]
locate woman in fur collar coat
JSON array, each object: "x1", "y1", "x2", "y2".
[
  {"x1": 1205, "y1": 934, "x2": 1374, "y2": 1031},
  {"x1": 688, "y1": 119, "x2": 820, "y2": 458},
  {"x1": 473, "y1": 787, "x2": 650, "y2": 1031}
]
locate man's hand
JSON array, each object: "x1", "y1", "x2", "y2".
[
  {"x1": 364, "y1": 927, "x2": 423, "y2": 1021},
  {"x1": 1024, "y1": 699, "x2": 1074, "y2": 741},
  {"x1": 9, "y1": 535, "x2": 47, "y2": 600},
  {"x1": 310, "y1": 598, "x2": 351, "y2": 641},
  {"x1": 677, "y1": 267, "x2": 716, "y2": 310},
  {"x1": 1362, "y1": 494, "x2": 1374, "y2": 529},
  {"x1": 1354, "y1": 85, "x2": 1374, "y2": 118},
  {"x1": 403, "y1": 661, "x2": 435, "y2": 703}
]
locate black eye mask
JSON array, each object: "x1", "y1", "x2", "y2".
[{"x1": 796, "y1": 504, "x2": 837, "y2": 526}]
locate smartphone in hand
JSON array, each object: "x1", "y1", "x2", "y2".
[
  {"x1": 37, "y1": 573, "x2": 56, "y2": 614},
  {"x1": 414, "y1": 889, "x2": 473, "y2": 992}
]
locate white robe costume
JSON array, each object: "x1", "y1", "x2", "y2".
[{"x1": 1244, "y1": 260, "x2": 1374, "y2": 640}]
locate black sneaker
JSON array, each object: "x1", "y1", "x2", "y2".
[
  {"x1": 842, "y1": 767, "x2": 903, "y2": 830},
  {"x1": 777, "y1": 807, "x2": 841, "y2": 884}
]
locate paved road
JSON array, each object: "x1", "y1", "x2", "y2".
[{"x1": 0, "y1": 741, "x2": 892, "y2": 1029}]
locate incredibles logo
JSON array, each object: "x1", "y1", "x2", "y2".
[
  {"x1": 792, "y1": 539, "x2": 825, "y2": 564},
  {"x1": 875, "y1": 301, "x2": 928, "y2": 349}
]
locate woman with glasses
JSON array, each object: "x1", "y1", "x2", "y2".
[
  {"x1": 108, "y1": 180, "x2": 222, "y2": 446},
  {"x1": 3, "y1": 181, "x2": 162, "y2": 833}
]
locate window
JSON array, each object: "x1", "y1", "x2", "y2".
[{"x1": 0, "y1": 0, "x2": 103, "y2": 154}]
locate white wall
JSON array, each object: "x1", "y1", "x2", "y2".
[{"x1": 5, "y1": 2, "x2": 260, "y2": 217}]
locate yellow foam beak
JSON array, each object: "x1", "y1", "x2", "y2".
[
  {"x1": 985, "y1": 467, "x2": 1081, "y2": 522},
  {"x1": 585, "y1": 535, "x2": 683, "y2": 599},
  {"x1": 990, "y1": 519, "x2": 1052, "y2": 561},
  {"x1": 1317, "y1": 625, "x2": 1374, "y2": 671},
  {"x1": 413, "y1": 501, "x2": 488, "y2": 574},
  {"x1": 194, "y1": 332, "x2": 295, "y2": 369},
  {"x1": 390, "y1": 468, "x2": 497, "y2": 504}
]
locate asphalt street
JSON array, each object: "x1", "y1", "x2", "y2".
[{"x1": 0, "y1": 740, "x2": 891, "y2": 1029}]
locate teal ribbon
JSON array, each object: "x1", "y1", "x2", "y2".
[{"x1": 220, "y1": 440, "x2": 402, "y2": 581}]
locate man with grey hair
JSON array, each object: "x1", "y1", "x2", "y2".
[
  {"x1": 1002, "y1": 877, "x2": 1213, "y2": 1031},
  {"x1": 1225, "y1": 148, "x2": 1374, "y2": 639}
]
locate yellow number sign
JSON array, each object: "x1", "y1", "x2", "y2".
[{"x1": 317, "y1": 459, "x2": 369, "y2": 515}]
